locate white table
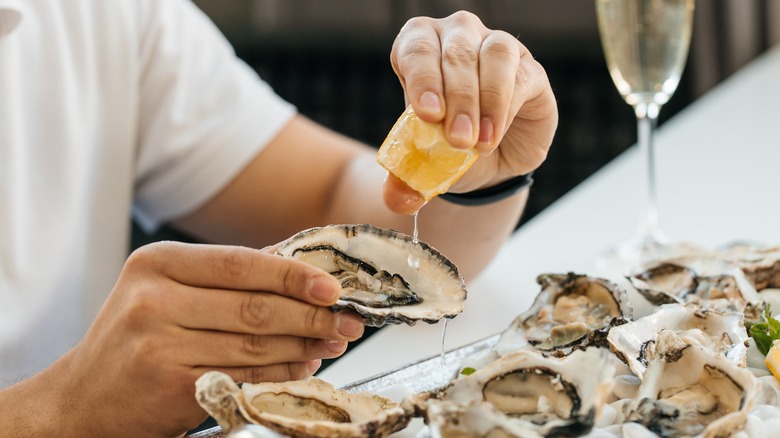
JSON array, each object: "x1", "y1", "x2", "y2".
[{"x1": 318, "y1": 43, "x2": 780, "y2": 388}]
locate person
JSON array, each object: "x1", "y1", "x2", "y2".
[{"x1": 0, "y1": 0, "x2": 557, "y2": 436}]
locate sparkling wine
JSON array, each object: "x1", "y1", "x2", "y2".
[
  {"x1": 594, "y1": 0, "x2": 695, "y2": 275},
  {"x1": 597, "y1": 0, "x2": 694, "y2": 107}
]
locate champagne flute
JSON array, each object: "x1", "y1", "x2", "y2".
[{"x1": 595, "y1": 0, "x2": 695, "y2": 271}]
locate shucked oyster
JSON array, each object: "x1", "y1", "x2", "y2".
[
  {"x1": 628, "y1": 245, "x2": 768, "y2": 323},
  {"x1": 424, "y1": 400, "x2": 551, "y2": 438},
  {"x1": 494, "y1": 273, "x2": 632, "y2": 357},
  {"x1": 624, "y1": 330, "x2": 759, "y2": 437},
  {"x1": 276, "y1": 224, "x2": 467, "y2": 326},
  {"x1": 719, "y1": 244, "x2": 780, "y2": 290},
  {"x1": 195, "y1": 371, "x2": 411, "y2": 437},
  {"x1": 607, "y1": 303, "x2": 749, "y2": 378},
  {"x1": 409, "y1": 348, "x2": 616, "y2": 437}
]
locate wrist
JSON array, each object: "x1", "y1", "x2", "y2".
[{"x1": 0, "y1": 361, "x2": 70, "y2": 435}]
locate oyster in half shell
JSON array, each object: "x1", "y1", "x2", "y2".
[
  {"x1": 627, "y1": 242, "x2": 780, "y2": 325},
  {"x1": 720, "y1": 244, "x2": 780, "y2": 290},
  {"x1": 607, "y1": 303, "x2": 749, "y2": 378},
  {"x1": 628, "y1": 260, "x2": 764, "y2": 324},
  {"x1": 425, "y1": 400, "x2": 550, "y2": 438},
  {"x1": 494, "y1": 273, "x2": 632, "y2": 357},
  {"x1": 624, "y1": 330, "x2": 759, "y2": 437},
  {"x1": 195, "y1": 371, "x2": 411, "y2": 438},
  {"x1": 410, "y1": 348, "x2": 616, "y2": 437},
  {"x1": 276, "y1": 224, "x2": 467, "y2": 326}
]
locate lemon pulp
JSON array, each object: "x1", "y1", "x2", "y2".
[{"x1": 376, "y1": 106, "x2": 477, "y2": 201}]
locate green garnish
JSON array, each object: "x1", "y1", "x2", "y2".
[
  {"x1": 749, "y1": 305, "x2": 780, "y2": 356},
  {"x1": 460, "y1": 367, "x2": 476, "y2": 376}
]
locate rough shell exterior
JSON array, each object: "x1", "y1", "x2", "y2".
[
  {"x1": 625, "y1": 330, "x2": 759, "y2": 438},
  {"x1": 494, "y1": 273, "x2": 633, "y2": 357},
  {"x1": 607, "y1": 303, "x2": 749, "y2": 378},
  {"x1": 409, "y1": 348, "x2": 616, "y2": 437},
  {"x1": 195, "y1": 371, "x2": 411, "y2": 438},
  {"x1": 276, "y1": 224, "x2": 467, "y2": 327}
]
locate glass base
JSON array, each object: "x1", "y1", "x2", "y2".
[{"x1": 594, "y1": 229, "x2": 669, "y2": 278}]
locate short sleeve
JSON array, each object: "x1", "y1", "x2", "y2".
[{"x1": 131, "y1": 0, "x2": 296, "y2": 232}]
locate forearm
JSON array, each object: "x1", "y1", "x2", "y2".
[{"x1": 326, "y1": 152, "x2": 527, "y2": 281}]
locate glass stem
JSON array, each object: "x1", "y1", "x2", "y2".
[{"x1": 635, "y1": 102, "x2": 660, "y2": 240}]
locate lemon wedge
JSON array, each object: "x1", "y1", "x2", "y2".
[
  {"x1": 767, "y1": 340, "x2": 780, "y2": 380},
  {"x1": 376, "y1": 106, "x2": 477, "y2": 201}
]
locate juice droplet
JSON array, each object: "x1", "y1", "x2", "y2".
[
  {"x1": 408, "y1": 210, "x2": 421, "y2": 269},
  {"x1": 412, "y1": 210, "x2": 419, "y2": 244},
  {"x1": 407, "y1": 254, "x2": 420, "y2": 269},
  {"x1": 440, "y1": 318, "x2": 449, "y2": 366}
]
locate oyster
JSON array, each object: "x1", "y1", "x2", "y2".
[
  {"x1": 607, "y1": 303, "x2": 749, "y2": 378},
  {"x1": 425, "y1": 400, "x2": 548, "y2": 438},
  {"x1": 195, "y1": 371, "x2": 411, "y2": 437},
  {"x1": 494, "y1": 273, "x2": 632, "y2": 357},
  {"x1": 719, "y1": 244, "x2": 780, "y2": 290},
  {"x1": 628, "y1": 261, "x2": 764, "y2": 324},
  {"x1": 626, "y1": 243, "x2": 780, "y2": 322},
  {"x1": 411, "y1": 348, "x2": 616, "y2": 437},
  {"x1": 624, "y1": 330, "x2": 759, "y2": 437},
  {"x1": 276, "y1": 224, "x2": 467, "y2": 326}
]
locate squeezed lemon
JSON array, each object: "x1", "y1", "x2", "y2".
[{"x1": 376, "y1": 106, "x2": 477, "y2": 201}]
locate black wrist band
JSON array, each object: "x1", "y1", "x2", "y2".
[{"x1": 439, "y1": 172, "x2": 534, "y2": 206}]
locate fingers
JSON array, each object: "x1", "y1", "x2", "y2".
[
  {"x1": 476, "y1": 31, "x2": 522, "y2": 155},
  {"x1": 438, "y1": 12, "x2": 485, "y2": 150},
  {"x1": 172, "y1": 286, "x2": 365, "y2": 341},
  {"x1": 127, "y1": 242, "x2": 342, "y2": 306},
  {"x1": 194, "y1": 360, "x2": 321, "y2": 384},
  {"x1": 393, "y1": 11, "x2": 549, "y2": 162},
  {"x1": 498, "y1": 51, "x2": 558, "y2": 174},
  {"x1": 382, "y1": 173, "x2": 426, "y2": 215},
  {"x1": 179, "y1": 330, "x2": 348, "y2": 367},
  {"x1": 391, "y1": 17, "x2": 445, "y2": 122}
]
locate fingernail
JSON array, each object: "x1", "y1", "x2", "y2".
[
  {"x1": 325, "y1": 340, "x2": 347, "y2": 354},
  {"x1": 309, "y1": 276, "x2": 337, "y2": 303},
  {"x1": 418, "y1": 92, "x2": 441, "y2": 113},
  {"x1": 479, "y1": 117, "x2": 494, "y2": 145},
  {"x1": 337, "y1": 314, "x2": 364, "y2": 339},
  {"x1": 307, "y1": 359, "x2": 322, "y2": 374},
  {"x1": 450, "y1": 114, "x2": 474, "y2": 145}
]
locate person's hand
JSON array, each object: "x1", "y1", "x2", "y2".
[
  {"x1": 52, "y1": 242, "x2": 363, "y2": 437},
  {"x1": 385, "y1": 10, "x2": 558, "y2": 214}
]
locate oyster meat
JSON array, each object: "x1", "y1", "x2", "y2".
[
  {"x1": 276, "y1": 224, "x2": 467, "y2": 326},
  {"x1": 607, "y1": 303, "x2": 749, "y2": 378},
  {"x1": 195, "y1": 371, "x2": 411, "y2": 438},
  {"x1": 411, "y1": 348, "x2": 616, "y2": 437},
  {"x1": 720, "y1": 244, "x2": 780, "y2": 290},
  {"x1": 494, "y1": 273, "x2": 632, "y2": 357},
  {"x1": 425, "y1": 400, "x2": 549, "y2": 438},
  {"x1": 627, "y1": 245, "x2": 772, "y2": 324},
  {"x1": 624, "y1": 330, "x2": 759, "y2": 437}
]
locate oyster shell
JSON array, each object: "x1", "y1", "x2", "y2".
[
  {"x1": 624, "y1": 330, "x2": 759, "y2": 437},
  {"x1": 494, "y1": 273, "x2": 632, "y2": 357},
  {"x1": 607, "y1": 303, "x2": 749, "y2": 378},
  {"x1": 276, "y1": 224, "x2": 467, "y2": 327},
  {"x1": 195, "y1": 371, "x2": 411, "y2": 437},
  {"x1": 720, "y1": 244, "x2": 780, "y2": 290},
  {"x1": 425, "y1": 400, "x2": 548, "y2": 438},
  {"x1": 411, "y1": 348, "x2": 616, "y2": 437},
  {"x1": 627, "y1": 243, "x2": 779, "y2": 326}
]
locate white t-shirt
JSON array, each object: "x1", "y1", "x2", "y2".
[{"x1": 0, "y1": 0, "x2": 296, "y2": 384}]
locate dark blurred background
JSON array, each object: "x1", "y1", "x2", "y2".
[{"x1": 133, "y1": 0, "x2": 780, "y2": 250}]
